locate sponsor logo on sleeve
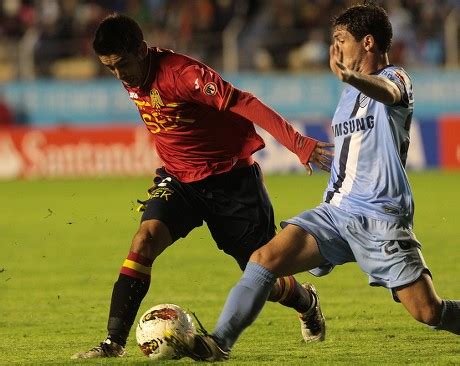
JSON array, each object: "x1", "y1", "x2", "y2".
[
  {"x1": 203, "y1": 82, "x2": 217, "y2": 96},
  {"x1": 359, "y1": 93, "x2": 369, "y2": 108}
]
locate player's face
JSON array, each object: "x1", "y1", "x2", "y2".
[
  {"x1": 99, "y1": 52, "x2": 145, "y2": 88},
  {"x1": 332, "y1": 26, "x2": 366, "y2": 71}
]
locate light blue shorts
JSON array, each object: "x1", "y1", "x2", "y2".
[{"x1": 282, "y1": 203, "x2": 430, "y2": 295}]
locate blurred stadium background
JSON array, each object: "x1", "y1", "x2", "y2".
[
  {"x1": 0, "y1": 0, "x2": 459, "y2": 178},
  {"x1": 1, "y1": 3, "x2": 460, "y2": 364}
]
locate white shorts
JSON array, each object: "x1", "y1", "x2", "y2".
[{"x1": 282, "y1": 203, "x2": 430, "y2": 294}]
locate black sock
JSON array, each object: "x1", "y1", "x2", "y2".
[
  {"x1": 107, "y1": 274, "x2": 150, "y2": 346},
  {"x1": 106, "y1": 252, "x2": 153, "y2": 346},
  {"x1": 432, "y1": 300, "x2": 460, "y2": 335}
]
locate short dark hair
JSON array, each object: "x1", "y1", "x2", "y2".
[
  {"x1": 333, "y1": 3, "x2": 392, "y2": 53},
  {"x1": 93, "y1": 13, "x2": 144, "y2": 56}
]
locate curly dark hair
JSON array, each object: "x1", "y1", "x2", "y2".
[
  {"x1": 93, "y1": 13, "x2": 144, "y2": 56},
  {"x1": 333, "y1": 2, "x2": 393, "y2": 53}
]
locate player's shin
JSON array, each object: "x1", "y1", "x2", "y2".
[
  {"x1": 431, "y1": 300, "x2": 460, "y2": 335},
  {"x1": 107, "y1": 252, "x2": 153, "y2": 346},
  {"x1": 212, "y1": 262, "x2": 276, "y2": 351}
]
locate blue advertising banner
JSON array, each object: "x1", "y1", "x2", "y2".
[
  {"x1": 2, "y1": 79, "x2": 136, "y2": 125},
  {"x1": 2, "y1": 71, "x2": 459, "y2": 125}
]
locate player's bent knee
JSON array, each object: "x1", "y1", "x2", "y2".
[
  {"x1": 249, "y1": 248, "x2": 279, "y2": 274},
  {"x1": 411, "y1": 303, "x2": 442, "y2": 326}
]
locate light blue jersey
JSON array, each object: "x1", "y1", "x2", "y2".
[
  {"x1": 324, "y1": 66, "x2": 414, "y2": 226},
  {"x1": 283, "y1": 66, "x2": 430, "y2": 291}
]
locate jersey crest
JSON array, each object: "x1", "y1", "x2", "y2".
[{"x1": 150, "y1": 89, "x2": 165, "y2": 109}]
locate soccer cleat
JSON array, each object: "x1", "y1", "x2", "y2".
[
  {"x1": 299, "y1": 283, "x2": 326, "y2": 342},
  {"x1": 166, "y1": 333, "x2": 229, "y2": 362},
  {"x1": 71, "y1": 338, "x2": 125, "y2": 359},
  {"x1": 165, "y1": 311, "x2": 229, "y2": 361}
]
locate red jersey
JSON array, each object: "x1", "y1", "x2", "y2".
[{"x1": 124, "y1": 48, "x2": 317, "y2": 182}]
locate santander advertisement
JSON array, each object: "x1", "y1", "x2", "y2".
[
  {"x1": 0, "y1": 118, "x2": 458, "y2": 180},
  {"x1": 0, "y1": 126, "x2": 160, "y2": 179}
]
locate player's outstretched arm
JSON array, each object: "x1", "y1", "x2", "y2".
[
  {"x1": 176, "y1": 62, "x2": 334, "y2": 174},
  {"x1": 229, "y1": 90, "x2": 333, "y2": 174}
]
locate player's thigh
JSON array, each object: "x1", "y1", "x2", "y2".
[
  {"x1": 140, "y1": 171, "x2": 203, "y2": 246},
  {"x1": 250, "y1": 224, "x2": 326, "y2": 277},
  {"x1": 206, "y1": 163, "x2": 275, "y2": 269},
  {"x1": 281, "y1": 203, "x2": 355, "y2": 276}
]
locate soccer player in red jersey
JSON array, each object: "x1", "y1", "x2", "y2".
[{"x1": 72, "y1": 13, "x2": 333, "y2": 359}]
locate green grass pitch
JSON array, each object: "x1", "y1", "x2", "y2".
[{"x1": 1, "y1": 171, "x2": 459, "y2": 365}]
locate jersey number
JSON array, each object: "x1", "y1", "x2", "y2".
[{"x1": 384, "y1": 240, "x2": 412, "y2": 255}]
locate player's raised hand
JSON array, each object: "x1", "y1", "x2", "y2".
[
  {"x1": 305, "y1": 141, "x2": 334, "y2": 176},
  {"x1": 329, "y1": 43, "x2": 353, "y2": 82}
]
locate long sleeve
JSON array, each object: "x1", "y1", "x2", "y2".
[{"x1": 229, "y1": 89, "x2": 318, "y2": 165}]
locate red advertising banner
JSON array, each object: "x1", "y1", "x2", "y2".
[
  {"x1": 0, "y1": 126, "x2": 160, "y2": 179},
  {"x1": 439, "y1": 115, "x2": 460, "y2": 170}
]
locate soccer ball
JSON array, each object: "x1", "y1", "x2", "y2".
[{"x1": 136, "y1": 303, "x2": 196, "y2": 360}]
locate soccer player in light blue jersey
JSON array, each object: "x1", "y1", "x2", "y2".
[{"x1": 169, "y1": 3, "x2": 459, "y2": 361}]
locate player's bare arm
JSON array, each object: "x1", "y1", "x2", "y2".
[{"x1": 329, "y1": 42, "x2": 401, "y2": 105}]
